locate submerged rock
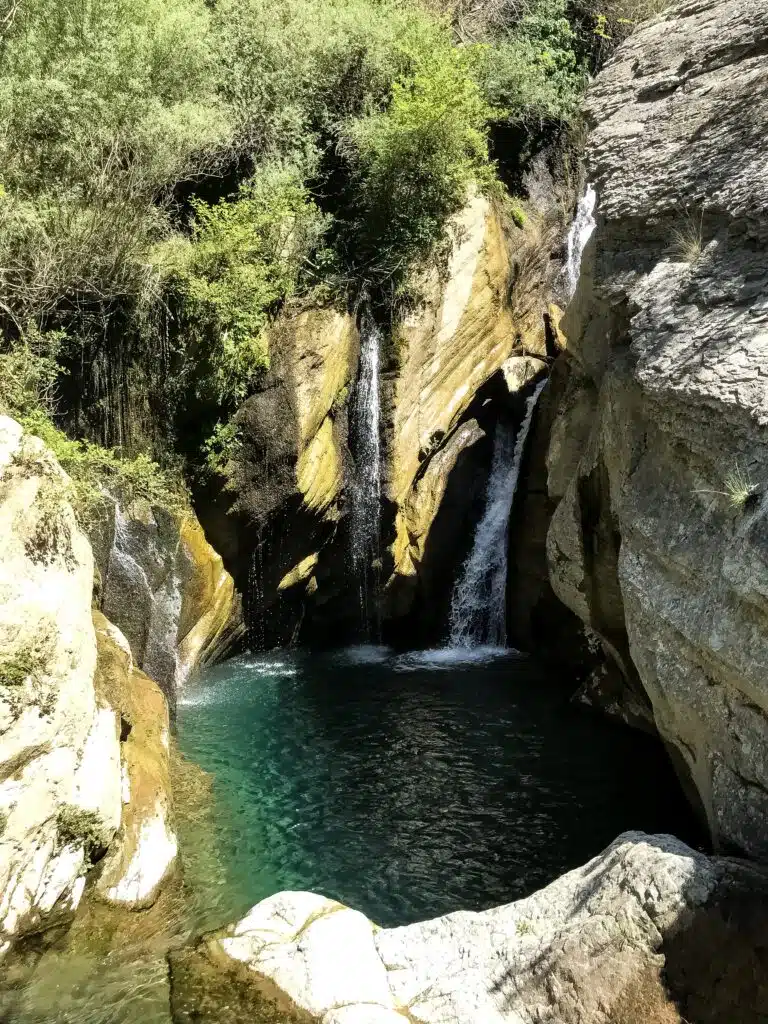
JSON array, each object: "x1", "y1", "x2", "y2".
[
  {"x1": 168, "y1": 832, "x2": 768, "y2": 1023},
  {"x1": 546, "y1": 0, "x2": 768, "y2": 854}
]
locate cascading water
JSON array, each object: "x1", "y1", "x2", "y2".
[
  {"x1": 449, "y1": 379, "x2": 548, "y2": 648},
  {"x1": 564, "y1": 183, "x2": 597, "y2": 298},
  {"x1": 349, "y1": 317, "x2": 383, "y2": 632}
]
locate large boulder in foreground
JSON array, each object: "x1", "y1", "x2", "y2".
[
  {"x1": 546, "y1": 0, "x2": 768, "y2": 854},
  {"x1": 168, "y1": 832, "x2": 768, "y2": 1024}
]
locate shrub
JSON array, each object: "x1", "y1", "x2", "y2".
[
  {"x1": 340, "y1": 39, "x2": 495, "y2": 285},
  {"x1": 155, "y1": 164, "x2": 327, "y2": 405},
  {"x1": 56, "y1": 805, "x2": 107, "y2": 860},
  {"x1": 20, "y1": 408, "x2": 188, "y2": 517},
  {"x1": 0, "y1": 0, "x2": 230, "y2": 329},
  {"x1": 477, "y1": 0, "x2": 586, "y2": 125}
]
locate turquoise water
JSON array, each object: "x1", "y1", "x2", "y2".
[{"x1": 176, "y1": 646, "x2": 703, "y2": 929}]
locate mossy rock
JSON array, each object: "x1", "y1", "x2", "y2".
[{"x1": 169, "y1": 941, "x2": 310, "y2": 1024}]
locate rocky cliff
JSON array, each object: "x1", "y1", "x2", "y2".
[
  {"x1": 546, "y1": 0, "x2": 768, "y2": 856},
  {"x1": 215, "y1": 192, "x2": 563, "y2": 646},
  {"x1": 0, "y1": 415, "x2": 238, "y2": 954}
]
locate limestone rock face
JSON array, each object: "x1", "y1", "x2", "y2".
[
  {"x1": 93, "y1": 498, "x2": 241, "y2": 700},
  {"x1": 169, "y1": 833, "x2": 768, "y2": 1023},
  {"x1": 91, "y1": 613, "x2": 177, "y2": 908},
  {"x1": 0, "y1": 417, "x2": 118, "y2": 953},
  {"x1": 385, "y1": 196, "x2": 516, "y2": 608},
  {"x1": 546, "y1": 0, "x2": 768, "y2": 854}
]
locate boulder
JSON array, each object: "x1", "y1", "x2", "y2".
[
  {"x1": 546, "y1": 0, "x2": 768, "y2": 854},
  {"x1": 168, "y1": 832, "x2": 768, "y2": 1023}
]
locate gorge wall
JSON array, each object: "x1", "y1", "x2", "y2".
[
  {"x1": 212, "y1": 191, "x2": 563, "y2": 647},
  {"x1": 0, "y1": 415, "x2": 240, "y2": 953},
  {"x1": 546, "y1": 0, "x2": 768, "y2": 857}
]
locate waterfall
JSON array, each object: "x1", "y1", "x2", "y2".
[
  {"x1": 349, "y1": 317, "x2": 382, "y2": 631},
  {"x1": 564, "y1": 183, "x2": 597, "y2": 299},
  {"x1": 449, "y1": 379, "x2": 547, "y2": 648}
]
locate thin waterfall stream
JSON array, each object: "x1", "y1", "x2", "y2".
[
  {"x1": 449, "y1": 379, "x2": 548, "y2": 648},
  {"x1": 565, "y1": 182, "x2": 597, "y2": 298},
  {"x1": 349, "y1": 317, "x2": 382, "y2": 633}
]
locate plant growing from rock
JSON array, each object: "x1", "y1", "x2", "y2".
[
  {"x1": 56, "y1": 805, "x2": 107, "y2": 861},
  {"x1": 668, "y1": 209, "x2": 705, "y2": 264},
  {"x1": 696, "y1": 464, "x2": 760, "y2": 513}
]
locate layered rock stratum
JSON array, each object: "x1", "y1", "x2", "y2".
[{"x1": 547, "y1": 0, "x2": 768, "y2": 857}]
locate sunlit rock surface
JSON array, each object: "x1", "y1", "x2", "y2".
[
  {"x1": 91, "y1": 613, "x2": 177, "y2": 908},
  {"x1": 546, "y1": 0, "x2": 768, "y2": 855},
  {"x1": 0, "y1": 416, "x2": 117, "y2": 952},
  {"x1": 169, "y1": 832, "x2": 768, "y2": 1023}
]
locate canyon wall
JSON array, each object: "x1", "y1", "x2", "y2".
[
  {"x1": 546, "y1": 0, "x2": 768, "y2": 856},
  {"x1": 218, "y1": 192, "x2": 563, "y2": 645},
  {"x1": 0, "y1": 415, "x2": 239, "y2": 953}
]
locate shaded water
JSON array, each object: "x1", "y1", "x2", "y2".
[
  {"x1": 450, "y1": 381, "x2": 547, "y2": 647},
  {"x1": 175, "y1": 647, "x2": 703, "y2": 929}
]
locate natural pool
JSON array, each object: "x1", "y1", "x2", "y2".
[
  {"x1": 1, "y1": 646, "x2": 704, "y2": 1024},
  {"x1": 175, "y1": 645, "x2": 703, "y2": 930}
]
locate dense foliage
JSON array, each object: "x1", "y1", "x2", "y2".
[{"x1": 0, "y1": 0, "x2": 662, "y2": 478}]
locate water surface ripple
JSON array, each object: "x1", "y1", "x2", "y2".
[{"x1": 177, "y1": 648, "x2": 702, "y2": 929}]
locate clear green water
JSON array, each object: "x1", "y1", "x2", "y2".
[
  {"x1": 175, "y1": 646, "x2": 703, "y2": 929},
  {"x1": 1, "y1": 646, "x2": 702, "y2": 1023}
]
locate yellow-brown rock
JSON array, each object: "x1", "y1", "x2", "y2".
[
  {"x1": 273, "y1": 307, "x2": 358, "y2": 517},
  {"x1": 388, "y1": 195, "x2": 515, "y2": 585},
  {"x1": 177, "y1": 516, "x2": 242, "y2": 685},
  {"x1": 92, "y1": 612, "x2": 177, "y2": 909}
]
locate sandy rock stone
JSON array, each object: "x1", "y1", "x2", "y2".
[
  {"x1": 92, "y1": 612, "x2": 177, "y2": 908},
  {"x1": 546, "y1": 0, "x2": 768, "y2": 853},
  {"x1": 386, "y1": 196, "x2": 516, "y2": 607},
  {"x1": 500, "y1": 355, "x2": 548, "y2": 395}
]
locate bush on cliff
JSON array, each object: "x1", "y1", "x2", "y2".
[{"x1": 0, "y1": 0, "x2": 587, "y2": 474}]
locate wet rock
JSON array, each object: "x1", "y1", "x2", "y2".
[
  {"x1": 94, "y1": 498, "x2": 242, "y2": 701},
  {"x1": 546, "y1": 0, "x2": 768, "y2": 853}
]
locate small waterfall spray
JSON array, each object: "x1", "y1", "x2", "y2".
[
  {"x1": 449, "y1": 379, "x2": 547, "y2": 648},
  {"x1": 564, "y1": 183, "x2": 597, "y2": 299},
  {"x1": 349, "y1": 317, "x2": 383, "y2": 632}
]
